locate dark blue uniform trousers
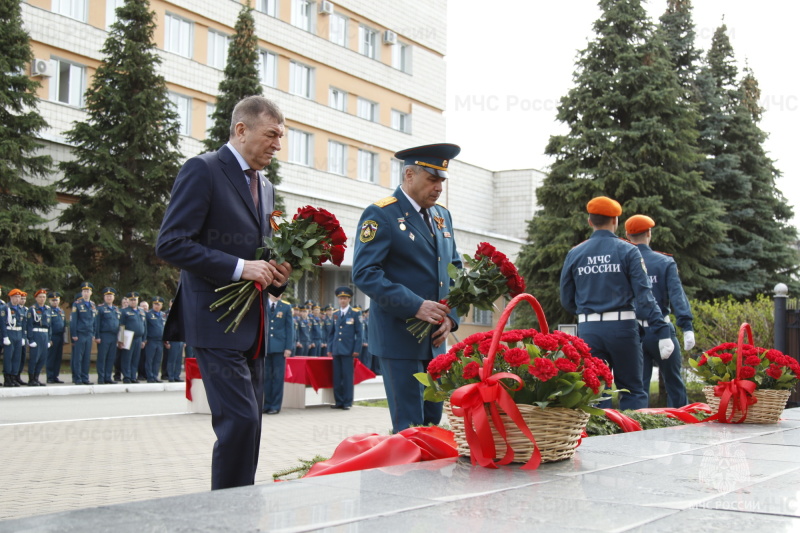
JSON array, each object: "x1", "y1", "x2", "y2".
[
  {"x1": 96, "y1": 333, "x2": 117, "y2": 383},
  {"x1": 144, "y1": 341, "x2": 164, "y2": 381},
  {"x1": 194, "y1": 347, "x2": 264, "y2": 490},
  {"x1": 331, "y1": 354, "x2": 354, "y2": 408},
  {"x1": 46, "y1": 336, "x2": 64, "y2": 381},
  {"x1": 578, "y1": 320, "x2": 648, "y2": 410},
  {"x1": 71, "y1": 333, "x2": 93, "y2": 383},
  {"x1": 642, "y1": 323, "x2": 688, "y2": 407},
  {"x1": 262, "y1": 353, "x2": 286, "y2": 411},
  {"x1": 380, "y1": 357, "x2": 442, "y2": 433}
]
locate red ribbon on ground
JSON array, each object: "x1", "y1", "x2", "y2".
[
  {"x1": 637, "y1": 403, "x2": 713, "y2": 424},
  {"x1": 602, "y1": 409, "x2": 643, "y2": 432}
]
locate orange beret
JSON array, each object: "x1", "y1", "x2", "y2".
[
  {"x1": 625, "y1": 214, "x2": 656, "y2": 235},
  {"x1": 586, "y1": 196, "x2": 622, "y2": 217},
  {"x1": 34, "y1": 289, "x2": 48, "y2": 297},
  {"x1": 7, "y1": 289, "x2": 24, "y2": 297}
]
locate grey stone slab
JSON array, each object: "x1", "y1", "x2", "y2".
[
  {"x1": 779, "y1": 408, "x2": 800, "y2": 421},
  {"x1": 624, "y1": 506, "x2": 800, "y2": 532},
  {"x1": 684, "y1": 441, "x2": 800, "y2": 463},
  {"x1": 703, "y1": 469, "x2": 800, "y2": 518},
  {"x1": 743, "y1": 428, "x2": 800, "y2": 446},
  {"x1": 575, "y1": 431, "x2": 708, "y2": 459}
]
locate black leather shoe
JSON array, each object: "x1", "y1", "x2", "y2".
[
  {"x1": 54, "y1": 378, "x2": 64, "y2": 383},
  {"x1": 330, "y1": 405, "x2": 344, "y2": 409},
  {"x1": 266, "y1": 409, "x2": 279, "y2": 415},
  {"x1": 47, "y1": 379, "x2": 57, "y2": 384},
  {"x1": 123, "y1": 378, "x2": 132, "y2": 384},
  {"x1": 174, "y1": 378, "x2": 184, "y2": 382},
  {"x1": 342, "y1": 406, "x2": 351, "y2": 410},
  {"x1": 83, "y1": 381, "x2": 94, "y2": 385}
]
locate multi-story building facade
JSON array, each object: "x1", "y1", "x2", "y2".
[{"x1": 22, "y1": 0, "x2": 543, "y2": 337}]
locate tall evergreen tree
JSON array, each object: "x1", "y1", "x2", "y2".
[
  {"x1": 203, "y1": 1, "x2": 284, "y2": 212},
  {"x1": 516, "y1": 0, "x2": 725, "y2": 324},
  {"x1": 0, "y1": 0, "x2": 76, "y2": 288},
  {"x1": 57, "y1": 0, "x2": 182, "y2": 295},
  {"x1": 658, "y1": 0, "x2": 701, "y2": 101}
]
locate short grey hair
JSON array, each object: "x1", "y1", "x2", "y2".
[
  {"x1": 229, "y1": 96, "x2": 284, "y2": 137},
  {"x1": 402, "y1": 164, "x2": 423, "y2": 179}
]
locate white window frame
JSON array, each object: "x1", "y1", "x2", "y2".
[
  {"x1": 49, "y1": 58, "x2": 85, "y2": 107},
  {"x1": 291, "y1": 0, "x2": 314, "y2": 32},
  {"x1": 357, "y1": 97, "x2": 378, "y2": 122},
  {"x1": 472, "y1": 308, "x2": 493, "y2": 325},
  {"x1": 259, "y1": 50, "x2": 278, "y2": 87},
  {"x1": 207, "y1": 30, "x2": 230, "y2": 70},
  {"x1": 289, "y1": 61, "x2": 314, "y2": 99},
  {"x1": 53, "y1": 0, "x2": 87, "y2": 22},
  {"x1": 328, "y1": 87, "x2": 347, "y2": 112},
  {"x1": 329, "y1": 13, "x2": 347, "y2": 46},
  {"x1": 164, "y1": 13, "x2": 194, "y2": 59},
  {"x1": 391, "y1": 109, "x2": 411, "y2": 133},
  {"x1": 106, "y1": 0, "x2": 125, "y2": 29},
  {"x1": 257, "y1": 0, "x2": 278, "y2": 17},
  {"x1": 206, "y1": 102, "x2": 216, "y2": 137},
  {"x1": 328, "y1": 141, "x2": 346, "y2": 175},
  {"x1": 289, "y1": 129, "x2": 313, "y2": 166},
  {"x1": 358, "y1": 25, "x2": 378, "y2": 59},
  {"x1": 392, "y1": 42, "x2": 412, "y2": 73},
  {"x1": 391, "y1": 159, "x2": 403, "y2": 189},
  {"x1": 168, "y1": 92, "x2": 192, "y2": 136},
  {"x1": 358, "y1": 149, "x2": 377, "y2": 183}
]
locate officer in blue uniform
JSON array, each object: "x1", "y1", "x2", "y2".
[
  {"x1": 0, "y1": 286, "x2": 7, "y2": 386},
  {"x1": 70, "y1": 282, "x2": 97, "y2": 385},
  {"x1": 353, "y1": 143, "x2": 462, "y2": 432},
  {"x1": 163, "y1": 298, "x2": 185, "y2": 382},
  {"x1": 359, "y1": 307, "x2": 374, "y2": 372},
  {"x1": 26, "y1": 289, "x2": 52, "y2": 386},
  {"x1": 321, "y1": 305, "x2": 334, "y2": 354},
  {"x1": 263, "y1": 294, "x2": 294, "y2": 414},
  {"x1": 327, "y1": 287, "x2": 363, "y2": 410},
  {"x1": 625, "y1": 215, "x2": 695, "y2": 407},
  {"x1": 295, "y1": 305, "x2": 312, "y2": 356},
  {"x1": 560, "y1": 197, "x2": 674, "y2": 410},
  {"x1": 16, "y1": 291, "x2": 29, "y2": 384},
  {"x1": 310, "y1": 303, "x2": 325, "y2": 356},
  {"x1": 119, "y1": 291, "x2": 147, "y2": 383},
  {"x1": 94, "y1": 287, "x2": 121, "y2": 384},
  {"x1": 4, "y1": 289, "x2": 26, "y2": 387},
  {"x1": 46, "y1": 292, "x2": 66, "y2": 384},
  {"x1": 144, "y1": 296, "x2": 166, "y2": 382}
]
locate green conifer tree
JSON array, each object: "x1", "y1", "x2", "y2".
[
  {"x1": 202, "y1": 1, "x2": 284, "y2": 212},
  {"x1": 0, "y1": 0, "x2": 76, "y2": 288},
  {"x1": 516, "y1": 0, "x2": 724, "y2": 324},
  {"x1": 658, "y1": 0, "x2": 701, "y2": 101},
  {"x1": 57, "y1": 0, "x2": 183, "y2": 295}
]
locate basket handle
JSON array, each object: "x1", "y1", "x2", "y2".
[
  {"x1": 482, "y1": 293, "x2": 549, "y2": 378},
  {"x1": 735, "y1": 322, "x2": 753, "y2": 380}
]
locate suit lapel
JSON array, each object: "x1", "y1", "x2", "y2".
[{"x1": 218, "y1": 145, "x2": 260, "y2": 225}]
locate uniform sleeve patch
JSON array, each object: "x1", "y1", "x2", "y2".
[{"x1": 359, "y1": 220, "x2": 378, "y2": 243}]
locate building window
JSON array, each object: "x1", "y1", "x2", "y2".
[
  {"x1": 329, "y1": 13, "x2": 347, "y2": 46},
  {"x1": 106, "y1": 0, "x2": 124, "y2": 29},
  {"x1": 53, "y1": 0, "x2": 87, "y2": 22},
  {"x1": 358, "y1": 149, "x2": 377, "y2": 183},
  {"x1": 289, "y1": 129, "x2": 312, "y2": 166},
  {"x1": 257, "y1": 0, "x2": 277, "y2": 17},
  {"x1": 289, "y1": 61, "x2": 314, "y2": 99},
  {"x1": 291, "y1": 0, "x2": 313, "y2": 32},
  {"x1": 392, "y1": 42, "x2": 412, "y2": 73},
  {"x1": 206, "y1": 102, "x2": 216, "y2": 137},
  {"x1": 357, "y1": 98, "x2": 378, "y2": 122},
  {"x1": 208, "y1": 30, "x2": 230, "y2": 70},
  {"x1": 259, "y1": 50, "x2": 277, "y2": 87},
  {"x1": 358, "y1": 25, "x2": 377, "y2": 59},
  {"x1": 165, "y1": 13, "x2": 193, "y2": 59},
  {"x1": 329, "y1": 87, "x2": 347, "y2": 112},
  {"x1": 168, "y1": 92, "x2": 192, "y2": 136},
  {"x1": 472, "y1": 308, "x2": 493, "y2": 326},
  {"x1": 391, "y1": 110, "x2": 411, "y2": 133},
  {"x1": 391, "y1": 159, "x2": 403, "y2": 189},
  {"x1": 328, "y1": 141, "x2": 346, "y2": 175},
  {"x1": 49, "y1": 59, "x2": 85, "y2": 107}
]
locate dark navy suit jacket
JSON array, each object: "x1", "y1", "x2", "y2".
[{"x1": 156, "y1": 145, "x2": 284, "y2": 353}]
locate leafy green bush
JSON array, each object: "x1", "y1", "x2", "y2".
[{"x1": 687, "y1": 295, "x2": 774, "y2": 355}]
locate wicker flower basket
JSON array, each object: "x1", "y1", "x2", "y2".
[
  {"x1": 444, "y1": 400, "x2": 590, "y2": 464},
  {"x1": 703, "y1": 386, "x2": 790, "y2": 424}
]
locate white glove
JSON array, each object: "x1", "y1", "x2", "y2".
[
  {"x1": 21, "y1": 339, "x2": 26, "y2": 346},
  {"x1": 48, "y1": 342, "x2": 52, "y2": 348},
  {"x1": 683, "y1": 331, "x2": 695, "y2": 352},
  {"x1": 29, "y1": 341, "x2": 37, "y2": 348},
  {"x1": 659, "y1": 338, "x2": 675, "y2": 360},
  {"x1": 3, "y1": 337, "x2": 9, "y2": 346}
]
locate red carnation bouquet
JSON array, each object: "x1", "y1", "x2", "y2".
[
  {"x1": 210, "y1": 206, "x2": 347, "y2": 332},
  {"x1": 689, "y1": 341, "x2": 800, "y2": 390},
  {"x1": 406, "y1": 241, "x2": 526, "y2": 342}
]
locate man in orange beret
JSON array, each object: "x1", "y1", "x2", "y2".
[
  {"x1": 560, "y1": 197, "x2": 674, "y2": 409},
  {"x1": 626, "y1": 214, "x2": 694, "y2": 407},
  {"x1": 4, "y1": 289, "x2": 27, "y2": 387}
]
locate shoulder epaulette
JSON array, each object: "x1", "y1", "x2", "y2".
[
  {"x1": 373, "y1": 197, "x2": 397, "y2": 208},
  {"x1": 653, "y1": 249, "x2": 673, "y2": 257},
  {"x1": 435, "y1": 201, "x2": 447, "y2": 209},
  {"x1": 281, "y1": 299, "x2": 291, "y2": 304}
]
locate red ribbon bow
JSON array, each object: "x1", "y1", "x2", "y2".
[
  {"x1": 706, "y1": 323, "x2": 759, "y2": 423},
  {"x1": 269, "y1": 210, "x2": 283, "y2": 232}
]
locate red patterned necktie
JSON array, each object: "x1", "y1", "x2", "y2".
[{"x1": 244, "y1": 169, "x2": 259, "y2": 209}]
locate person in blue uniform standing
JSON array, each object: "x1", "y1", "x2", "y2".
[
  {"x1": 94, "y1": 287, "x2": 121, "y2": 384},
  {"x1": 263, "y1": 294, "x2": 294, "y2": 414},
  {"x1": 359, "y1": 308, "x2": 374, "y2": 373},
  {"x1": 295, "y1": 306, "x2": 312, "y2": 356},
  {"x1": 625, "y1": 215, "x2": 695, "y2": 407},
  {"x1": 163, "y1": 298, "x2": 185, "y2": 382},
  {"x1": 560, "y1": 197, "x2": 674, "y2": 410},
  {"x1": 144, "y1": 296, "x2": 166, "y2": 383},
  {"x1": 46, "y1": 292, "x2": 66, "y2": 384},
  {"x1": 15, "y1": 291, "x2": 29, "y2": 385},
  {"x1": 327, "y1": 287, "x2": 363, "y2": 410},
  {"x1": 310, "y1": 303, "x2": 324, "y2": 357},
  {"x1": 70, "y1": 282, "x2": 97, "y2": 385},
  {"x1": 118, "y1": 292, "x2": 147, "y2": 383},
  {"x1": 0, "y1": 286, "x2": 7, "y2": 386},
  {"x1": 26, "y1": 289, "x2": 52, "y2": 386},
  {"x1": 4, "y1": 289, "x2": 28, "y2": 387},
  {"x1": 353, "y1": 143, "x2": 462, "y2": 433}
]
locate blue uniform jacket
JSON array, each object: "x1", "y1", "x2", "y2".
[
  {"x1": 26, "y1": 305, "x2": 52, "y2": 342},
  {"x1": 560, "y1": 230, "x2": 669, "y2": 339},
  {"x1": 352, "y1": 187, "x2": 461, "y2": 360},
  {"x1": 0, "y1": 300, "x2": 7, "y2": 339},
  {"x1": 295, "y1": 318, "x2": 311, "y2": 344},
  {"x1": 6, "y1": 305, "x2": 24, "y2": 340},
  {"x1": 120, "y1": 307, "x2": 147, "y2": 338},
  {"x1": 95, "y1": 304, "x2": 121, "y2": 337},
  {"x1": 146, "y1": 309, "x2": 165, "y2": 341},
  {"x1": 328, "y1": 307, "x2": 363, "y2": 356},
  {"x1": 50, "y1": 307, "x2": 65, "y2": 335},
  {"x1": 70, "y1": 300, "x2": 97, "y2": 336},
  {"x1": 267, "y1": 300, "x2": 294, "y2": 354},
  {"x1": 635, "y1": 244, "x2": 694, "y2": 332}
]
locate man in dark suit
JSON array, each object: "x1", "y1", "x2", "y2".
[
  {"x1": 352, "y1": 144, "x2": 462, "y2": 433},
  {"x1": 156, "y1": 96, "x2": 291, "y2": 490},
  {"x1": 327, "y1": 287, "x2": 363, "y2": 410}
]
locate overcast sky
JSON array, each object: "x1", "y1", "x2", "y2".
[{"x1": 446, "y1": 0, "x2": 800, "y2": 229}]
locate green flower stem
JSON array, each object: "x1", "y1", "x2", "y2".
[
  {"x1": 209, "y1": 285, "x2": 247, "y2": 311},
  {"x1": 214, "y1": 280, "x2": 248, "y2": 293},
  {"x1": 228, "y1": 289, "x2": 260, "y2": 333}
]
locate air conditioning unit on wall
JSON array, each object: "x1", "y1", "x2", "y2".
[
  {"x1": 31, "y1": 58, "x2": 54, "y2": 77},
  {"x1": 319, "y1": 1, "x2": 333, "y2": 15},
  {"x1": 383, "y1": 30, "x2": 397, "y2": 45}
]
